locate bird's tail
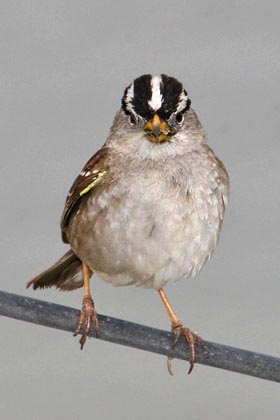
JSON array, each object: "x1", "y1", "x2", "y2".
[{"x1": 27, "y1": 249, "x2": 84, "y2": 291}]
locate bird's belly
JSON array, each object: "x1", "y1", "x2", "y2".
[{"x1": 68, "y1": 182, "x2": 221, "y2": 289}]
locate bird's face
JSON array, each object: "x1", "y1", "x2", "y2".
[{"x1": 121, "y1": 74, "x2": 191, "y2": 144}]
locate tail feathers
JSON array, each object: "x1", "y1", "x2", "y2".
[{"x1": 27, "y1": 249, "x2": 84, "y2": 291}]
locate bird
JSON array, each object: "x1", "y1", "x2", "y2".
[{"x1": 27, "y1": 74, "x2": 229, "y2": 374}]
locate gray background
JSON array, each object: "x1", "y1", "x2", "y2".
[{"x1": 1, "y1": 1, "x2": 279, "y2": 419}]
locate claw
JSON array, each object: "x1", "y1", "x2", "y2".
[
  {"x1": 167, "y1": 357, "x2": 174, "y2": 376},
  {"x1": 157, "y1": 288, "x2": 204, "y2": 375},
  {"x1": 171, "y1": 321, "x2": 204, "y2": 374},
  {"x1": 78, "y1": 333, "x2": 87, "y2": 350},
  {"x1": 73, "y1": 295, "x2": 99, "y2": 349}
]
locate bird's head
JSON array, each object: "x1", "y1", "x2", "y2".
[{"x1": 121, "y1": 74, "x2": 191, "y2": 144}]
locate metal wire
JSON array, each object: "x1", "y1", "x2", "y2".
[{"x1": 0, "y1": 290, "x2": 279, "y2": 382}]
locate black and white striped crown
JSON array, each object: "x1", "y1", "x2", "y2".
[{"x1": 122, "y1": 74, "x2": 191, "y2": 121}]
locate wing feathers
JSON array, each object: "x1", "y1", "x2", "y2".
[{"x1": 60, "y1": 146, "x2": 109, "y2": 243}]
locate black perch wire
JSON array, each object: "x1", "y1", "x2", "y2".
[{"x1": 0, "y1": 290, "x2": 279, "y2": 383}]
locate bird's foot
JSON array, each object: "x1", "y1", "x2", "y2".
[
  {"x1": 168, "y1": 321, "x2": 204, "y2": 375},
  {"x1": 73, "y1": 295, "x2": 99, "y2": 349}
]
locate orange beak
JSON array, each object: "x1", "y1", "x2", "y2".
[{"x1": 144, "y1": 114, "x2": 169, "y2": 143}]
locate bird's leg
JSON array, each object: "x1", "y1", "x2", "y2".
[
  {"x1": 158, "y1": 288, "x2": 204, "y2": 375},
  {"x1": 74, "y1": 262, "x2": 99, "y2": 349}
]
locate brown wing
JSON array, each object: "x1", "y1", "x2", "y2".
[{"x1": 60, "y1": 146, "x2": 110, "y2": 243}]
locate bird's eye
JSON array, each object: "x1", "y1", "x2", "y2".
[
  {"x1": 129, "y1": 115, "x2": 137, "y2": 126},
  {"x1": 175, "y1": 112, "x2": 184, "y2": 125}
]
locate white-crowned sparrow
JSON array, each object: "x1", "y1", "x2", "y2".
[{"x1": 28, "y1": 74, "x2": 229, "y2": 374}]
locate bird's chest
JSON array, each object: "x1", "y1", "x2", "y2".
[
  {"x1": 68, "y1": 163, "x2": 223, "y2": 288},
  {"x1": 92, "y1": 172, "x2": 190, "y2": 246}
]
